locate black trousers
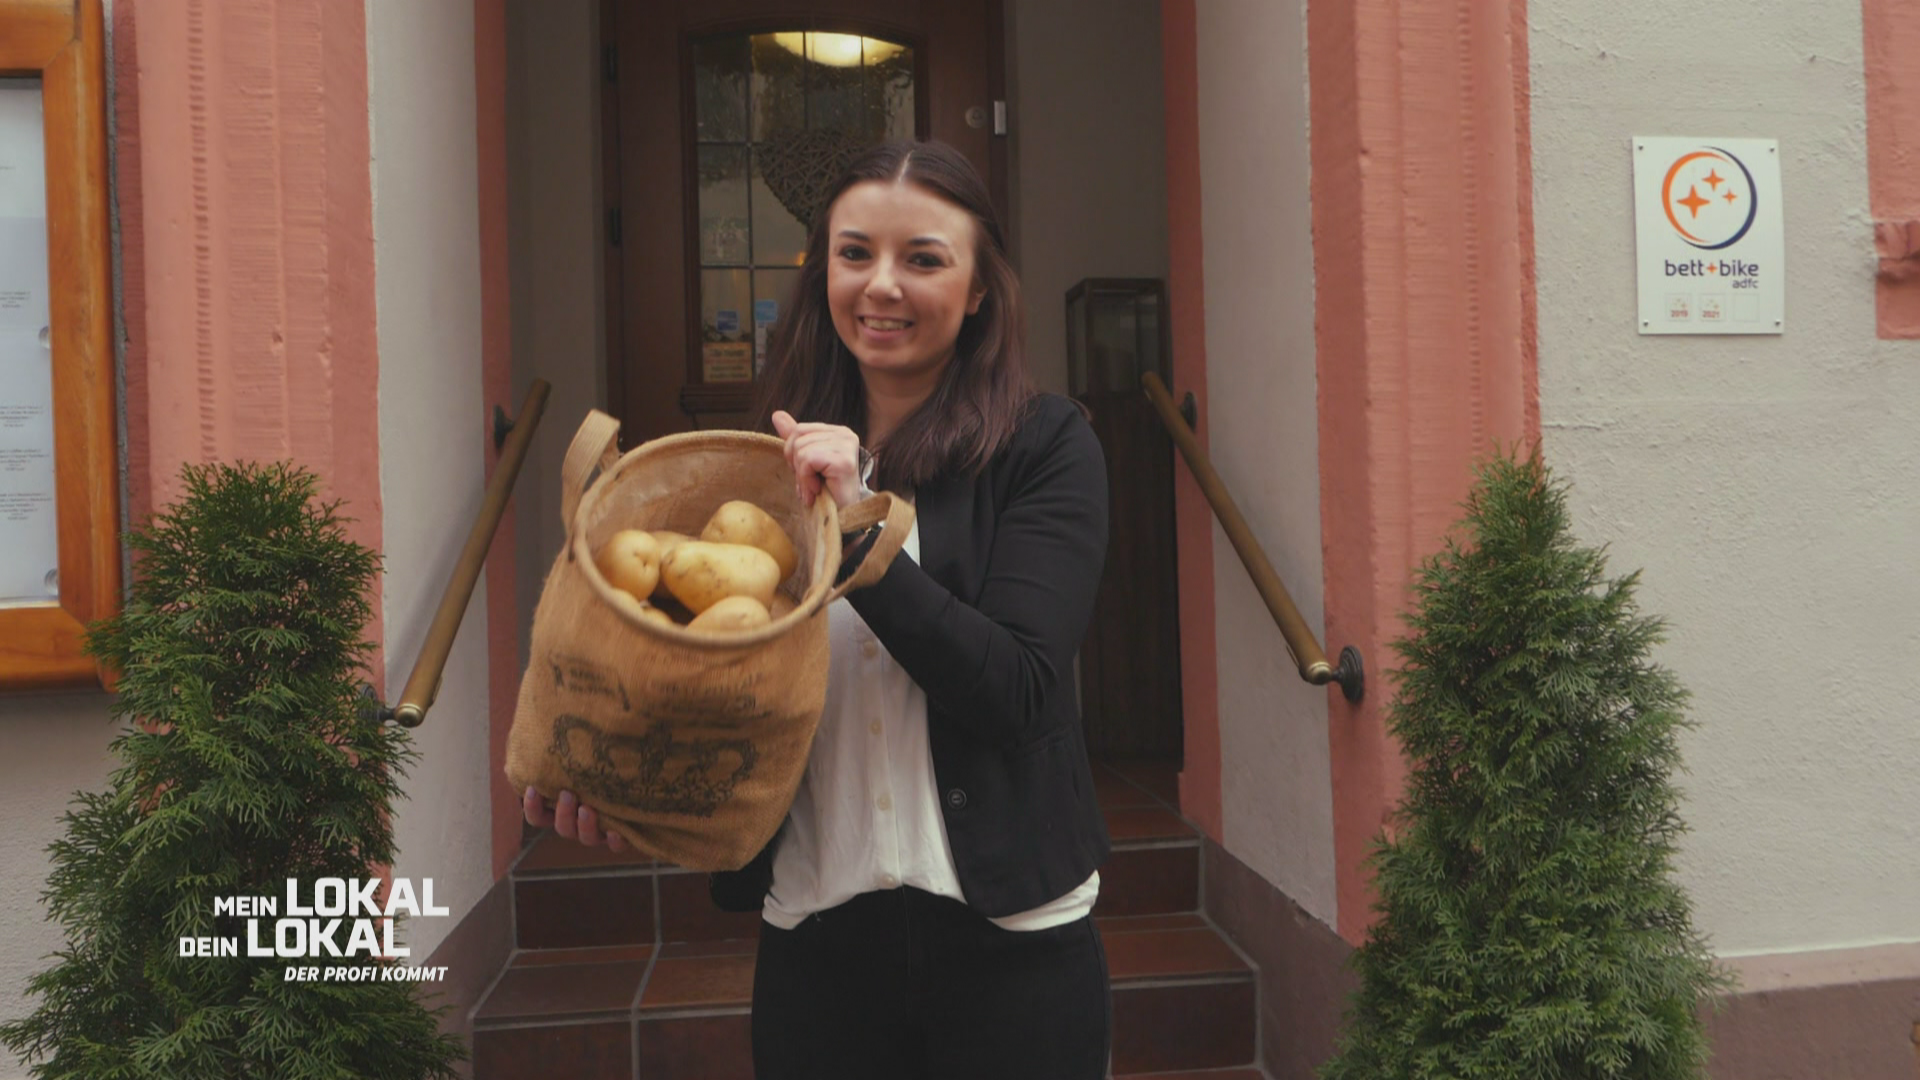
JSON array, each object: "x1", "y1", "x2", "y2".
[{"x1": 751, "y1": 887, "x2": 1111, "y2": 1080}]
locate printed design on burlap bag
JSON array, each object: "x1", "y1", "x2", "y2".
[
  {"x1": 547, "y1": 652, "x2": 630, "y2": 712},
  {"x1": 548, "y1": 712, "x2": 763, "y2": 818},
  {"x1": 641, "y1": 681, "x2": 778, "y2": 731}
]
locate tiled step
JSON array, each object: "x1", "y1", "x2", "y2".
[
  {"x1": 1099, "y1": 802, "x2": 1203, "y2": 918},
  {"x1": 471, "y1": 938, "x2": 758, "y2": 1080},
  {"x1": 475, "y1": 759, "x2": 1257, "y2": 1079},
  {"x1": 473, "y1": 908, "x2": 1254, "y2": 1078},
  {"x1": 1101, "y1": 912, "x2": 1258, "y2": 1075},
  {"x1": 511, "y1": 849, "x2": 763, "y2": 950},
  {"x1": 1095, "y1": 760, "x2": 1203, "y2": 920}
]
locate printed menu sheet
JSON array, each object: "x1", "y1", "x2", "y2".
[{"x1": 0, "y1": 80, "x2": 59, "y2": 606}]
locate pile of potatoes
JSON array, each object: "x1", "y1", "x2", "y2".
[{"x1": 594, "y1": 500, "x2": 801, "y2": 634}]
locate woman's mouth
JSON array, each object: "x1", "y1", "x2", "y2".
[{"x1": 858, "y1": 316, "x2": 913, "y2": 332}]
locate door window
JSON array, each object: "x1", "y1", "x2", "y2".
[{"x1": 691, "y1": 32, "x2": 916, "y2": 384}]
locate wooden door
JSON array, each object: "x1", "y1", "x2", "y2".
[
  {"x1": 1071, "y1": 281, "x2": 1183, "y2": 762},
  {"x1": 605, "y1": 0, "x2": 1003, "y2": 442}
]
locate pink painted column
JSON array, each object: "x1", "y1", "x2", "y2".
[
  {"x1": 1307, "y1": 0, "x2": 1541, "y2": 942},
  {"x1": 1160, "y1": 0, "x2": 1224, "y2": 845},
  {"x1": 1863, "y1": 0, "x2": 1920, "y2": 338},
  {"x1": 116, "y1": 1, "x2": 383, "y2": 649},
  {"x1": 116, "y1": 0, "x2": 388, "y2": 897},
  {"x1": 473, "y1": 0, "x2": 524, "y2": 879}
]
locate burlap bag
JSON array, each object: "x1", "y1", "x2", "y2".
[{"x1": 508, "y1": 410, "x2": 913, "y2": 871}]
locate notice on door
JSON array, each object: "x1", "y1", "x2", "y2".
[
  {"x1": 702, "y1": 341, "x2": 752, "y2": 383},
  {"x1": 1633, "y1": 136, "x2": 1784, "y2": 336},
  {"x1": 0, "y1": 82, "x2": 59, "y2": 607}
]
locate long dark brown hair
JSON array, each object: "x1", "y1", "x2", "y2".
[{"x1": 752, "y1": 139, "x2": 1035, "y2": 490}]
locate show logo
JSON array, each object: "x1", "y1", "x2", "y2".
[{"x1": 177, "y1": 877, "x2": 452, "y2": 983}]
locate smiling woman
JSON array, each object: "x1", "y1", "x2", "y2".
[
  {"x1": 739, "y1": 137, "x2": 1112, "y2": 1080},
  {"x1": 531, "y1": 139, "x2": 1116, "y2": 1080}
]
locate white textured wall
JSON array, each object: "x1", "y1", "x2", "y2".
[
  {"x1": 369, "y1": 0, "x2": 495, "y2": 962},
  {"x1": 1007, "y1": 0, "x2": 1169, "y2": 395},
  {"x1": 508, "y1": 0, "x2": 605, "y2": 660},
  {"x1": 1532, "y1": 2, "x2": 1920, "y2": 954},
  {"x1": 1194, "y1": 0, "x2": 1335, "y2": 926},
  {"x1": 0, "y1": 694, "x2": 116, "y2": 1078}
]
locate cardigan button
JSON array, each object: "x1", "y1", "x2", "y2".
[{"x1": 945, "y1": 788, "x2": 968, "y2": 811}]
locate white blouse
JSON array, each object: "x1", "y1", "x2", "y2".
[{"x1": 763, "y1": 515, "x2": 1099, "y2": 931}]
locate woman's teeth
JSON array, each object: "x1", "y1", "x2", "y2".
[{"x1": 862, "y1": 317, "x2": 911, "y2": 331}]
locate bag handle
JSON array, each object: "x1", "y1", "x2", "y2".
[
  {"x1": 560, "y1": 410, "x2": 622, "y2": 532},
  {"x1": 825, "y1": 492, "x2": 916, "y2": 602}
]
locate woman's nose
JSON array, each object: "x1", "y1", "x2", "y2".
[{"x1": 864, "y1": 258, "x2": 903, "y2": 299}]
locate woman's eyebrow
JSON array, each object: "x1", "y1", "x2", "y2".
[{"x1": 833, "y1": 228, "x2": 953, "y2": 253}]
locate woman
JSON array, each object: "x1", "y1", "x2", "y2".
[{"x1": 525, "y1": 139, "x2": 1112, "y2": 1079}]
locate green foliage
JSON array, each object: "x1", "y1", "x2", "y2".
[
  {"x1": 1, "y1": 462, "x2": 463, "y2": 1079},
  {"x1": 1322, "y1": 450, "x2": 1730, "y2": 1080}
]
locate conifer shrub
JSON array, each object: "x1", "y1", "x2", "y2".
[
  {"x1": 1322, "y1": 450, "x2": 1730, "y2": 1080},
  {"x1": 0, "y1": 462, "x2": 463, "y2": 1079}
]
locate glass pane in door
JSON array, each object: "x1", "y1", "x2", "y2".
[
  {"x1": 697, "y1": 145, "x2": 750, "y2": 266},
  {"x1": 869, "y1": 39, "x2": 915, "y2": 140},
  {"x1": 750, "y1": 34, "x2": 807, "y2": 143},
  {"x1": 750, "y1": 147, "x2": 809, "y2": 268},
  {"x1": 752, "y1": 267, "x2": 802, "y2": 377},
  {"x1": 806, "y1": 33, "x2": 867, "y2": 135},
  {"x1": 701, "y1": 268, "x2": 753, "y2": 383},
  {"x1": 692, "y1": 36, "x2": 749, "y2": 143}
]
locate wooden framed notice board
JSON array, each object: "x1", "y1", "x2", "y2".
[{"x1": 0, "y1": 0, "x2": 118, "y2": 691}]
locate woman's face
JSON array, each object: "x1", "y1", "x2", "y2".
[{"x1": 824, "y1": 180, "x2": 986, "y2": 386}]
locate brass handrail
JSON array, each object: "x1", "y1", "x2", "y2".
[
  {"x1": 1140, "y1": 370, "x2": 1364, "y2": 702},
  {"x1": 387, "y1": 379, "x2": 552, "y2": 727}
]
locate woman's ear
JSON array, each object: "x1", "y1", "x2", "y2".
[{"x1": 967, "y1": 285, "x2": 987, "y2": 316}]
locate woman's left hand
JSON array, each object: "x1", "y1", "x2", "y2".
[{"x1": 772, "y1": 410, "x2": 865, "y2": 509}]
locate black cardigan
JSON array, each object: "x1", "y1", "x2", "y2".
[{"x1": 712, "y1": 392, "x2": 1113, "y2": 918}]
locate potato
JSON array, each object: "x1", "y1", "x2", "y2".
[
  {"x1": 647, "y1": 530, "x2": 697, "y2": 600},
  {"x1": 662, "y1": 541, "x2": 780, "y2": 614},
  {"x1": 687, "y1": 594, "x2": 771, "y2": 633},
  {"x1": 702, "y1": 501, "x2": 798, "y2": 581},
  {"x1": 595, "y1": 529, "x2": 661, "y2": 600},
  {"x1": 650, "y1": 530, "x2": 696, "y2": 561},
  {"x1": 607, "y1": 589, "x2": 646, "y2": 619}
]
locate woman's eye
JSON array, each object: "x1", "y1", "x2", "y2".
[
  {"x1": 837, "y1": 245, "x2": 869, "y2": 260},
  {"x1": 909, "y1": 254, "x2": 944, "y2": 268}
]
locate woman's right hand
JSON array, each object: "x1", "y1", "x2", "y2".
[
  {"x1": 523, "y1": 786, "x2": 630, "y2": 853},
  {"x1": 771, "y1": 410, "x2": 866, "y2": 510}
]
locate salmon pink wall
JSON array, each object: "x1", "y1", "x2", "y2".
[
  {"x1": 1307, "y1": 0, "x2": 1539, "y2": 942},
  {"x1": 116, "y1": 0, "x2": 383, "y2": 652},
  {"x1": 474, "y1": 0, "x2": 522, "y2": 880},
  {"x1": 1160, "y1": 0, "x2": 1223, "y2": 844},
  {"x1": 1863, "y1": 0, "x2": 1920, "y2": 337}
]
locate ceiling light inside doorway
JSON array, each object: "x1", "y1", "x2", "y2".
[{"x1": 773, "y1": 32, "x2": 905, "y2": 68}]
